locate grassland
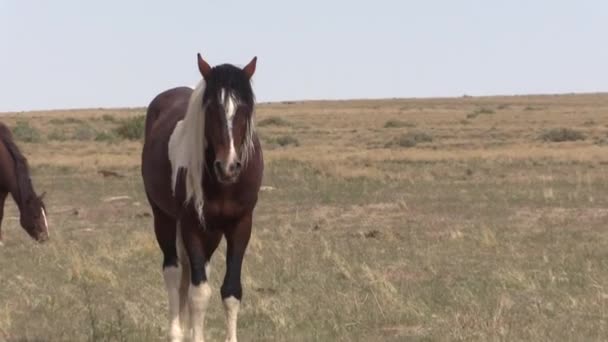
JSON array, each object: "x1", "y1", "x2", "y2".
[{"x1": 1, "y1": 93, "x2": 608, "y2": 341}]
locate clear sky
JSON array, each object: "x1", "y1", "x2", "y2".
[{"x1": 1, "y1": 0, "x2": 607, "y2": 111}]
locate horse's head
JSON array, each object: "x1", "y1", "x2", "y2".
[
  {"x1": 20, "y1": 192, "x2": 49, "y2": 243},
  {"x1": 198, "y1": 54, "x2": 257, "y2": 184}
]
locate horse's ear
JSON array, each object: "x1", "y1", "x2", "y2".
[
  {"x1": 197, "y1": 53, "x2": 212, "y2": 80},
  {"x1": 39, "y1": 192, "x2": 46, "y2": 200},
  {"x1": 243, "y1": 56, "x2": 257, "y2": 79}
]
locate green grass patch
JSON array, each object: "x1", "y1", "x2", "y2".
[{"x1": 12, "y1": 120, "x2": 41, "y2": 143}]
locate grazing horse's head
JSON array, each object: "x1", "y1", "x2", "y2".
[
  {"x1": 20, "y1": 193, "x2": 48, "y2": 243},
  {"x1": 198, "y1": 54, "x2": 257, "y2": 184}
]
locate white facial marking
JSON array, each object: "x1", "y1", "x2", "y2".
[
  {"x1": 189, "y1": 282, "x2": 212, "y2": 342},
  {"x1": 223, "y1": 296, "x2": 240, "y2": 342},
  {"x1": 221, "y1": 89, "x2": 238, "y2": 168},
  {"x1": 163, "y1": 266, "x2": 184, "y2": 342},
  {"x1": 41, "y1": 208, "x2": 49, "y2": 236}
]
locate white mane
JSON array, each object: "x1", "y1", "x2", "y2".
[{"x1": 169, "y1": 79, "x2": 207, "y2": 221}]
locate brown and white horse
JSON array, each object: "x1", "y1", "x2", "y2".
[
  {"x1": 141, "y1": 54, "x2": 262, "y2": 342},
  {"x1": 0, "y1": 123, "x2": 49, "y2": 245}
]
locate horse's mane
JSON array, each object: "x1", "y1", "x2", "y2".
[
  {"x1": 181, "y1": 80, "x2": 207, "y2": 219},
  {"x1": 0, "y1": 123, "x2": 36, "y2": 206}
]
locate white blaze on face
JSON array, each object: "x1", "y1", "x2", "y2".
[
  {"x1": 221, "y1": 89, "x2": 238, "y2": 167},
  {"x1": 41, "y1": 208, "x2": 49, "y2": 236}
]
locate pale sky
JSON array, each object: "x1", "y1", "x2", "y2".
[{"x1": 1, "y1": 0, "x2": 607, "y2": 112}]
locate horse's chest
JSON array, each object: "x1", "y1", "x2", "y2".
[{"x1": 204, "y1": 198, "x2": 244, "y2": 221}]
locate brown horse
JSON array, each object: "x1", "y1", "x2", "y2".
[
  {"x1": 0, "y1": 123, "x2": 49, "y2": 245},
  {"x1": 141, "y1": 54, "x2": 262, "y2": 342}
]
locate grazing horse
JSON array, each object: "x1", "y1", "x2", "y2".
[
  {"x1": 141, "y1": 54, "x2": 262, "y2": 342},
  {"x1": 0, "y1": 123, "x2": 49, "y2": 245}
]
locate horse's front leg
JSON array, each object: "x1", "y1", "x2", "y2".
[
  {"x1": 221, "y1": 214, "x2": 253, "y2": 342},
  {"x1": 0, "y1": 192, "x2": 7, "y2": 245},
  {"x1": 181, "y1": 210, "x2": 211, "y2": 342}
]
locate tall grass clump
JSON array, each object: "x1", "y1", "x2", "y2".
[
  {"x1": 384, "y1": 120, "x2": 416, "y2": 128},
  {"x1": 540, "y1": 128, "x2": 585, "y2": 142},
  {"x1": 258, "y1": 116, "x2": 292, "y2": 127},
  {"x1": 386, "y1": 131, "x2": 433, "y2": 148},
  {"x1": 114, "y1": 115, "x2": 145, "y2": 141}
]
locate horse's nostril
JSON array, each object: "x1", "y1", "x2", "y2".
[{"x1": 235, "y1": 161, "x2": 242, "y2": 170}]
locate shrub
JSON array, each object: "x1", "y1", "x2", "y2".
[
  {"x1": 72, "y1": 125, "x2": 97, "y2": 141},
  {"x1": 114, "y1": 115, "x2": 145, "y2": 141},
  {"x1": 48, "y1": 129, "x2": 69, "y2": 141},
  {"x1": 258, "y1": 117, "x2": 291, "y2": 127},
  {"x1": 275, "y1": 135, "x2": 300, "y2": 147},
  {"x1": 386, "y1": 131, "x2": 433, "y2": 148},
  {"x1": 95, "y1": 131, "x2": 119, "y2": 143},
  {"x1": 264, "y1": 135, "x2": 300, "y2": 147},
  {"x1": 12, "y1": 120, "x2": 41, "y2": 143},
  {"x1": 102, "y1": 114, "x2": 116, "y2": 122},
  {"x1": 49, "y1": 117, "x2": 83, "y2": 125},
  {"x1": 384, "y1": 120, "x2": 416, "y2": 128},
  {"x1": 466, "y1": 107, "x2": 495, "y2": 119},
  {"x1": 540, "y1": 128, "x2": 585, "y2": 142}
]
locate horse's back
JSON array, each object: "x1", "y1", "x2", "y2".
[
  {"x1": 142, "y1": 87, "x2": 193, "y2": 217},
  {"x1": 145, "y1": 87, "x2": 193, "y2": 140}
]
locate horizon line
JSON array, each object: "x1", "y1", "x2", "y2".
[{"x1": 2, "y1": 90, "x2": 607, "y2": 114}]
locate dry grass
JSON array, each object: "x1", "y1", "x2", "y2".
[{"x1": 1, "y1": 93, "x2": 608, "y2": 340}]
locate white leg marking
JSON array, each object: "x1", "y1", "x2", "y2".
[
  {"x1": 223, "y1": 296, "x2": 240, "y2": 342},
  {"x1": 163, "y1": 266, "x2": 184, "y2": 342},
  {"x1": 41, "y1": 208, "x2": 49, "y2": 236},
  {"x1": 189, "y1": 282, "x2": 212, "y2": 342},
  {"x1": 176, "y1": 224, "x2": 191, "y2": 339},
  {"x1": 205, "y1": 262, "x2": 211, "y2": 279}
]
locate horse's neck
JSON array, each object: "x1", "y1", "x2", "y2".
[
  {"x1": 8, "y1": 176, "x2": 25, "y2": 213},
  {"x1": 3, "y1": 158, "x2": 27, "y2": 212}
]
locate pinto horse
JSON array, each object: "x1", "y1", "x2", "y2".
[
  {"x1": 142, "y1": 54, "x2": 262, "y2": 342},
  {"x1": 0, "y1": 123, "x2": 49, "y2": 245}
]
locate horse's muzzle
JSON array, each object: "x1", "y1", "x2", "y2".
[{"x1": 214, "y1": 160, "x2": 242, "y2": 184}]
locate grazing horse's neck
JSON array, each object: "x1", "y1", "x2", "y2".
[{"x1": 0, "y1": 137, "x2": 35, "y2": 212}]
